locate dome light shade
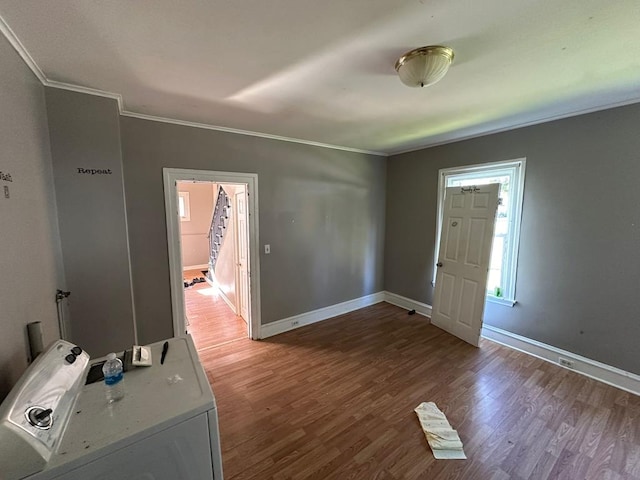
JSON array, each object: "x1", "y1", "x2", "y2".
[{"x1": 395, "y1": 46, "x2": 454, "y2": 88}]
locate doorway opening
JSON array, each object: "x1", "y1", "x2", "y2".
[
  {"x1": 180, "y1": 181, "x2": 250, "y2": 349},
  {"x1": 163, "y1": 169, "x2": 261, "y2": 347}
]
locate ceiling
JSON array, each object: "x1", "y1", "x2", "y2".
[{"x1": 1, "y1": 0, "x2": 639, "y2": 155}]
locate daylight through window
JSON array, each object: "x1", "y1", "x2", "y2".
[
  {"x1": 178, "y1": 191, "x2": 191, "y2": 221},
  {"x1": 435, "y1": 159, "x2": 526, "y2": 305}
]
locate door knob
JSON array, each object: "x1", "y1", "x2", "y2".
[{"x1": 436, "y1": 262, "x2": 443, "y2": 267}]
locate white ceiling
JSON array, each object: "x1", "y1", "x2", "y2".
[{"x1": 1, "y1": 0, "x2": 639, "y2": 155}]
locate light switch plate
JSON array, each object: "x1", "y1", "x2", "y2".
[
  {"x1": 3, "y1": 186, "x2": 9, "y2": 198},
  {"x1": 264, "y1": 244, "x2": 271, "y2": 254}
]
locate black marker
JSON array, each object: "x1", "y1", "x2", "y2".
[{"x1": 160, "y1": 341, "x2": 169, "y2": 365}]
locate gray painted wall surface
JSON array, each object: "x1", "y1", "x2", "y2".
[
  {"x1": 385, "y1": 103, "x2": 640, "y2": 375},
  {"x1": 120, "y1": 117, "x2": 386, "y2": 345},
  {"x1": 45, "y1": 89, "x2": 135, "y2": 358},
  {"x1": 0, "y1": 36, "x2": 64, "y2": 400}
]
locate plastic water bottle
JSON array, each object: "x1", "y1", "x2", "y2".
[{"x1": 103, "y1": 353, "x2": 125, "y2": 403}]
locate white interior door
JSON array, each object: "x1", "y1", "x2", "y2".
[
  {"x1": 431, "y1": 184, "x2": 500, "y2": 346},
  {"x1": 235, "y1": 190, "x2": 250, "y2": 322}
]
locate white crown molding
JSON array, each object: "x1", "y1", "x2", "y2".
[
  {"x1": 390, "y1": 95, "x2": 640, "y2": 156},
  {"x1": 0, "y1": 13, "x2": 46, "y2": 83},
  {"x1": 45, "y1": 80, "x2": 124, "y2": 108},
  {"x1": 120, "y1": 110, "x2": 386, "y2": 156},
  {"x1": 0, "y1": 11, "x2": 386, "y2": 157},
  {"x1": 3, "y1": 11, "x2": 639, "y2": 160}
]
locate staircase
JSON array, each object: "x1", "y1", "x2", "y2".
[{"x1": 208, "y1": 187, "x2": 231, "y2": 274}]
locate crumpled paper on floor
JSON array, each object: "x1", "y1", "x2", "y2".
[{"x1": 414, "y1": 402, "x2": 467, "y2": 460}]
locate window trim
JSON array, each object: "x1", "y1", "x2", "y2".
[
  {"x1": 178, "y1": 191, "x2": 191, "y2": 222},
  {"x1": 434, "y1": 158, "x2": 526, "y2": 306}
]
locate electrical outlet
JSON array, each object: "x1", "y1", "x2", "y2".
[
  {"x1": 292, "y1": 320, "x2": 299, "y2": 327},
  {"x1": 558, "y1": 357, "x2": 574, "y2": 369}
]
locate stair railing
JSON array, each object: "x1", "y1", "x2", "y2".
[{"x1": 207, "y1": 187, "x2": 231, "y2": 274}]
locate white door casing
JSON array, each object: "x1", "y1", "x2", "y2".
[
  {"x1": 235, "y1": 190, "x2": 250, "y2": 323},
  {"x1": 163, "y1": 168, "x2": 261, "y2": 340},
  {"x1": 431, "y1": 184, "x2": 500, "y2": 347}
]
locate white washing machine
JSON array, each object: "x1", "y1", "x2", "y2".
[{"x1": 0, "y1": 336, "x2": 223, "y2": 480}]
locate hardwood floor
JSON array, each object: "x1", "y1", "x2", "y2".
[
  {"x1": 183, "y1": 269, "x2": 247, "y2": 350},
  {"x1": 199, "y1": 302, "x2": 640, "y2": 480}
]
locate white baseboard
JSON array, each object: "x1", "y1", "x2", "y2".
[
  {"x1": 260, "y1": 292, "x2": 386, "y2": 339},
  {"x1": 383, "y1": 292, "x2": 640, "y2": 396},
  {"x1": 383, "y1": 291, "x2": 432, "y2": 319},
  {"x1": 183, "y1": 263, "x2": 209, "y2": 271},
  {"x1": 259, "y1": 289, "x2": 640, "y2": 396},
  {"x1": 205, "y1": 275, "x2": 237, "y2": 315},
  {"x1": 481, "y1": 324, "x2": 640, "y2": 396},
  {"x1": 218, "y1": 288, "x2": 237, "y2": 315}
]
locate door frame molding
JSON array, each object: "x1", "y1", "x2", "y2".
[
  {"x1": 434, "y1": 157, "x2": 526, "y2": 303},
  {"x1": 233, "y1": 189, "x2": 249, "y2": 323},
  {"x1": 163, "y1": 168, "x2": 261, "y2": 340}
]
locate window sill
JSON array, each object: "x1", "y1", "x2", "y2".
[{"x1": 487, "y1": 296, "x2": 516, "y2": 307}]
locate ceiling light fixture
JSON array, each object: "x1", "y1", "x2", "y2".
[{"x1": 395, "y1": 45, "x2": 454, "y2": 88}]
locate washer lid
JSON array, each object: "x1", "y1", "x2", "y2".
[
  {"x1": 0, "y1": 340, "x2": 90, "y2": 480},
  {"x1": 44, "y1": 335, "x2": 215, "y2": 473}
]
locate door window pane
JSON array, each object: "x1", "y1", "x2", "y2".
[{"x1": 436, "y1": 159, "x2": 525, "y2": 304}]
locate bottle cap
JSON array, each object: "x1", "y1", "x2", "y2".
[{"x1": 106, "y1": 353, "x2": 117, "y2": 360}]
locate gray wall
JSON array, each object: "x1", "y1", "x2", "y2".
[
  {"x1": 0, "y1": 36, "x2": 64, "y2": 400},
  {"x1": 120, "y1": 117, "x2": 387, "y2": 345},
  {"x1": 385, "y1": 103, "x2": 640, "y2": 375},
  {"x1": 45, "y1": 89, "x2": 136, "y2": 357}
]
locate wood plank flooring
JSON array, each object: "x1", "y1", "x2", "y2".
[
  {"x1": 183, "y1": 269, "x2": 247, "y2": 350},
  {"x1": 199, "y1": 302, "x2": 640, "y2": 480}
]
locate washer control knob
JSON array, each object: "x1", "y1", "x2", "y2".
[
  {"x1": 26, "y1": 406, "x2": 53, "y2": 429},
  {"x1": 34, "y1": 408, "x2": 52, "y2": 422},
  {"x1": 71, "y1": 346, "x2": 82, "y2": 356}
]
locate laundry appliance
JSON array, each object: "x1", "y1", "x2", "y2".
[{"x1": 0, "y1": 336, "x2": 223, "y2": 479}]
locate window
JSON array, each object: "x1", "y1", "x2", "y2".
[
  {"x1": 178, "y1": 191, "x2": 191, "y2": 221},
  {"x1": 435, "y1": 158, "x2": 526, "y2": 306}
]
